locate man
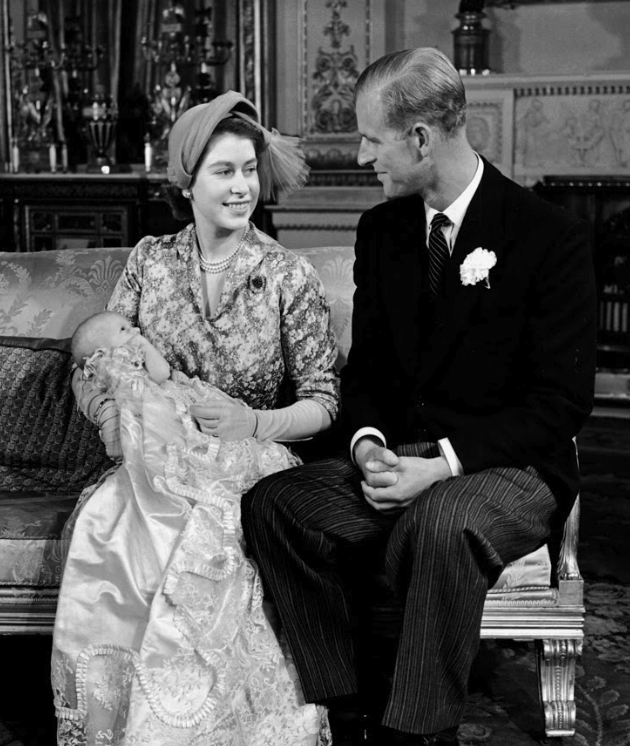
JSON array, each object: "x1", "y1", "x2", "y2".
[{"x1": 241, "y1": 48, "x2": 596, "y2": 746}]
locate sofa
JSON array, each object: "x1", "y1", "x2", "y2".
[{"x1": 0, "y1": 244, "x2": 583, "y2": 737}]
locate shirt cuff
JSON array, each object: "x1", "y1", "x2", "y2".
[
  {"x1": 438, "y1": 437, "x2": 463, "y2": 477},
  {"x1": 350, "y1": 427, "x2": 386, "y2": 464}
]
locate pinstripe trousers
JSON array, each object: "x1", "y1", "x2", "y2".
[{"x1": 240, "y1": 445, "x2": 561, "y2": 735}]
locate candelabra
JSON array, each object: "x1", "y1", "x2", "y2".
[
  {"x1": 142, "y1": 5, "x2": 232, "y2": 81},
  {"x1": 141, "y1": 2, "x2": 233, "y2": 169},
  {"x1": 8, "y1": 10, "x2": 104, "y2": 172},
  {"x1": 9, "y1": 12, "x2": 103, "y2": 74}
]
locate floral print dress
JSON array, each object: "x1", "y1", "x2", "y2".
[
  {"x1": 107, "y1": 221, "x2": 339, "y2": 415},
  {"x1": 51, "y1": 223, "x2": 339, "y2": 746}
]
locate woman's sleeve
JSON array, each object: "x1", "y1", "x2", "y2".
[
  {"x1": 253, "y1": 399, "x2": 331, "y2": 441},
  {"x1": 106, "y1": 237, "x2": 151, "y2": 322},
  {"x1": 279, "y1": 256, "x2": 340, "y2": 421},
  {"x1": 71, "y1": 367, "x2": 122, "y2": 461}
]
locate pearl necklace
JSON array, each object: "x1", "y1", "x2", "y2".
[{"x1": 198, "y1": 228, "x2": 248, "y2": 274}]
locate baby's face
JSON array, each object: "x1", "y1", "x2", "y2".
[{"x1": 104, "y1": 315, "x2": 141, "y2": 348}]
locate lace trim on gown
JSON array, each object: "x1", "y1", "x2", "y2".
[{"x1": 52, "y1": 346, "x2": 331, "y2": 746}]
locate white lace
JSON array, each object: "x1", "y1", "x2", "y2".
[{"x1": 51, "y1": 349, "x2": 331, "y2": 746}]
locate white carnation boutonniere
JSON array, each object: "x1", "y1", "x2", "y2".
[{"x1": 460, "y1": 247, "x2": 497, "y2": 289}]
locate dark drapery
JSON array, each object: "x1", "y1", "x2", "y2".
[{"x1": 40, "y1": 0, "x2": 157, "y2": 163}]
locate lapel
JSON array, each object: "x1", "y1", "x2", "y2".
[
  {"x1": 416, "y1": 159, "x2": 510, "y2": 388},
  {"x1": 380, "y1": 196, "x2": 426, "y2": 378}
]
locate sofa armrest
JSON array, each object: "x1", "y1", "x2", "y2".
[{"x1": 557, "y1": 496, "x2": 581, "y2": 582}]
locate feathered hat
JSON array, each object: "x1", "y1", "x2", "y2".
[{"x1": 167, "y1": 90, "x2": 309, "y2": 201}]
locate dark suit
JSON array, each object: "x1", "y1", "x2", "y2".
[
  {"x1": 241, "y1": 160, "x2": 597, "y2": 734},
  {"x1": 342, "y1": 158, "x2": 596, "y2": 514}
]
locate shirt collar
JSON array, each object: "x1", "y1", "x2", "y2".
[{"x1": 424, "y1": 154, "x2": 484, "y2": 232}]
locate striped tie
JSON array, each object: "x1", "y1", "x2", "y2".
[{"x1": 427, "y1": 212, "x2": 451, "y2": 298}]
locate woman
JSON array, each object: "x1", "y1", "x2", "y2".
[{"x1": 51, "y1": 91, "x2": 338, "y2": 746}]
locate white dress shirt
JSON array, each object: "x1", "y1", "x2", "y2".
[{"x1": 351, "y1": 156, "x2": 485, "y2": 476}]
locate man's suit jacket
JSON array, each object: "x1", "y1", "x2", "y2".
[{"x1": 340, "y1": 159, "x2": 597, "y2": 514}]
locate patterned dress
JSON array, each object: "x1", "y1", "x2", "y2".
[
  {"x1": 106, "y1": 221, "x2": 338, "y2": 415},
  {"x1": 51, "y1": 224, "x2": 339, "y2": 746}
]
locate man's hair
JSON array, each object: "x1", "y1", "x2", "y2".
[
  {"x1": 164, "y1": 116, "x2": 266, "y2": 222},
  {"x1": 71, "y1": 312, "x2": 117, "y2": 368},
  {"x1": 354, "y1": 47, "x2": 467, "y2": 137}
]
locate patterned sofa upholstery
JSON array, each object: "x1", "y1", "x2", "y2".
[{"x1": 0, "y1": 245, "x2": 583, "y2": 736}]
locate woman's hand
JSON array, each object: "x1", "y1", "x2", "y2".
[{"x1": 190, "y1": 400, "x2": 257, "y2": 441}]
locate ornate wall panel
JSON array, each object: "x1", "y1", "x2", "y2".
[
  {"x1": 465, "y1": 88, "x2": 515, "y2": 179},
  {"x1": 295, "y1": 0, "x2": 385, "y2": 178},
  {"x1": 269, "y1": 0, "x2": 387, "y2": 248}
]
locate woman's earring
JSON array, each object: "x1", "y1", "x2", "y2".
[{"x1": 182, "y1": 189, "x2": 192, "y2": 199}]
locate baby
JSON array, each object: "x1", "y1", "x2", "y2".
[
  {"x1": 71, "y1": 311, "x2": 174, "y2": 459},
  {"x1": 72, "y1": 311, "x2": 311, "y2": 458},
  {"x1": 71, "y1": 311, "x2": 171, "y2": 384},
  {"x1": 71, "y1": 311, "x2": 260, "y2": 460}
]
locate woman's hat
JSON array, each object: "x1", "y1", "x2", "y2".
[{"x1": 167, "y1": 90, "x2": 309, "y2": 200}]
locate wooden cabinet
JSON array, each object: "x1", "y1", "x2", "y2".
[
  {"x1": 0, "y1": 169, "x2": 274, "y2": 252},
  {"x1": 0, "y1": 169, "x2": 184, "y2": 252},
  {"x1": 535, "y1": 178, "x2": 630, "y2": 365},
  {"x1": 535, "y1": 177, "x2": 630, "y2": 405}
]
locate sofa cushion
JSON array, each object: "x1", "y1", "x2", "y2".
[
  {"x1": 0, "y1": 247, "x2": 131, "y2": 338},
  {"x1": 292, "y1": 246, "x2": 355, "y2": 368},
  {"x1": 488, "y1": 544, "x2": 552, "y2": 597},
  {"x1": 0, "y1": 492, "x2": 80, "y2": 587},
  {"x1": 0, "y1": 336, "x2": 113, "y2": 492}
]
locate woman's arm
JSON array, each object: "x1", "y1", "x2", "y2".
[
  {"x1": 191, "y1": 397, "x2": 331, "y2": 442},
  {"x1": 71, "y1": 368, "x2": 122, "y2": 460},
  {"x1": 252, "y1": 399, "x2": 331, "y2": 441},
  {"x1": 278, "y1": 255, "x2": 340, "y2": 424},
  {"x1": 106, "y1": 238, "x2": 149, "y2": 321}
]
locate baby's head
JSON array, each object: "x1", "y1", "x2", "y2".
[{"x1": 72, "y1": 311, "x2": 139, "y2": 368}]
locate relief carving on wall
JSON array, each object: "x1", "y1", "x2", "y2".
[
  {"x1": 310, "y1": 0, "x2": 358, "y2": 135},
  {"x1": 464, "y1": 88, "x2": 514, "y2": 178},
  {"x1": 513, "y1": 81, "x2": 630, "y2": 184}
]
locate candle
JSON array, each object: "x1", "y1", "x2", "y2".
[
  {"x1": 61, "y1": 144, "x2": 68, "y2": 172},
  {"x1": 11, "y1": 139, "x2": 19, "y2": 173},
  {"x1": 144, "y1": 138, "x2": 153, "y2": 173},
  {"x1": 49, "y1": 143, "x2": 57, "y2": 173}
]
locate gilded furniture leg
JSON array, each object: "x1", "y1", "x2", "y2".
[{"x1": 536, "y1": 638, "x2": 583, "y2": 737}]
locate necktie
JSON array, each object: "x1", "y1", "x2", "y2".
[{"x1": 427, "y1": 212, "x2": 451, "y2": 298}]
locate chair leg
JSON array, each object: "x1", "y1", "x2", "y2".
[{"x1": 536, "y1": 638, "x2": 582, "y2": 738}]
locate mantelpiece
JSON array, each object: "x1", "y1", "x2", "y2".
[
  {"x1": 269, "y1": 185, "x2": 383, "y2": 250},
  {"x1": 269, "y1": 71, "x2": 630, "y2": 248},
  {"x1": 0, "y1": 168, "x2": 274, "y2": 253},
  {"x1": 0, "y1": 169, "x2": 180, "y2": 252}
]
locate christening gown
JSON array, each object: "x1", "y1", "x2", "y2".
[{"x1": 51, "y1": 345, "x2": 329, "y2": 746}]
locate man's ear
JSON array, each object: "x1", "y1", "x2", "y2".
[{"x1": 410, "y1": 122, "x2": 432, "y2": 157}]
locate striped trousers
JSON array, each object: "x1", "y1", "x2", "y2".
[{"x1": 240, "y1": 447, "x2": 560, "y2": 735}]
